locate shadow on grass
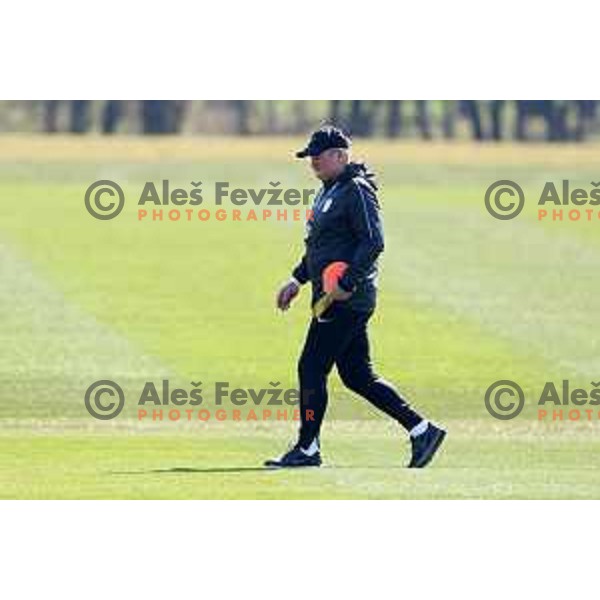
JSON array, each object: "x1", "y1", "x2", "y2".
[
  {"x1": 111, "y1": 464, "x2": 406, "y2": 475},
  {"x1": 111, "y1": 466, "x2": 271, "y2": 475}
]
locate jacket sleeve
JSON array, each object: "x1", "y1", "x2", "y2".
[
  {"x1": 291, "y1": 254, "x2": 309, "y2": 285},
  {"x1": 338, "y1": 180, "x2": 385, "y2": 292}
]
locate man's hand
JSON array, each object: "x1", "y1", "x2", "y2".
[{"x1": 276, "y1": 279, "x2": 300, "y2": 311}]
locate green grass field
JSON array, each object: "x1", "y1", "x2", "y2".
[{"x1": 1, "y1": 136, "x2": 600, "y2": 498}]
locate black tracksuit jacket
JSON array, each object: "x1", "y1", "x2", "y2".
[{"x1": 292, "y1": 162, "x2": 384, "y2": 313}]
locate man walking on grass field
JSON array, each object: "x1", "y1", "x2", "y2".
[{"x1": 265, "y1": 126, "x2": 446, "y2": 469}]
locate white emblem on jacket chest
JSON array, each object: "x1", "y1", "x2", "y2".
[{"x1": 321, "y1": 198, "x2": 333, "y2": 213}]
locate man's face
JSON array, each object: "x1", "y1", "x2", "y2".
[{"x1": 310, "y1": 148, "x2": 346, "y2": 181}]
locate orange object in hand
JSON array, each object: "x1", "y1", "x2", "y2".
[{"x1": 313, "y1": 261, "x2": 349, "y2": 318}]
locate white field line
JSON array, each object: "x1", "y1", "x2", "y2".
[{"x1": 1, "y1": 417, "x2": 599, "y2": 439}]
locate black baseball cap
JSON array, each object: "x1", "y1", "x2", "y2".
[{"x1": 295, "y1": 126, "x2": 351, "y2": 158}]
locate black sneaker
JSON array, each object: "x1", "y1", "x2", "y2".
[
  {"x1": 408, "y1": 424, "x2": 446, "y2": 468},
  {"x1": 264, "y1": 444, "x2": 322, "y2": 469}
]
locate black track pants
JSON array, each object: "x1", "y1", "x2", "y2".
[{"x1": 297, "y1": 303, "x2": 424, "y2": 448}]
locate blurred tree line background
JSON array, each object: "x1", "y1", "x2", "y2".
[{"x1": 0, "y1": 100, "x2": 598, "y2": 141}]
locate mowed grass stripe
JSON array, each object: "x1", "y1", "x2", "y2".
[
  {"x1": 1, "y1": 419, "x2": 600, "y2": 499},
  {"x1": 0, "y1": 144, "x2": 598, "y2": 423}
]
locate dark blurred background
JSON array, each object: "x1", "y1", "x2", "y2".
[{"x1": 1, "y1": 100, "x2": 598, "y2": 141}]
